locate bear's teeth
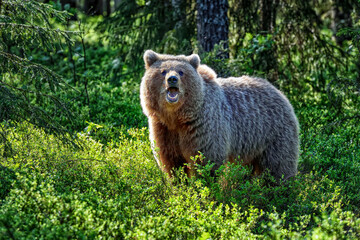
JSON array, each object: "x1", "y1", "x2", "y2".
[
  {"x1": 168, "y1": 92, "x2": 178, "y2": 98},
  {"x1": 167, "y1": 91, "x2": 179, "y2": 102},
  {"x1": 168, "y1": 93, "x2": 178, "y2": 99}
]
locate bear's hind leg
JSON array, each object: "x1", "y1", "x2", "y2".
[{"x1": 261, "y1": 134, "x2": 299, "y2": 180}]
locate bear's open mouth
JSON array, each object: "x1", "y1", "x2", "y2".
[{"x1": 166, "y1": 87, "x2": 179, "y2": 103}]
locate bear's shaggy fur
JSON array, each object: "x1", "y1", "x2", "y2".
[{"x1": 140, "y1": 50, "x2": 299, "y2": 179}]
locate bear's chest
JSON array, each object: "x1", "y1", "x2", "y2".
[{"x1": 177, "y1": 126, "x2": 206, "y2": 162}]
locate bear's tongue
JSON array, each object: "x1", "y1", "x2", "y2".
[
  {"x1": 168, "y1": 91, "x2": 177, "y2": 98},
  {"x1": 166, "y1": 87, "x2": 179, "y2": 103}
]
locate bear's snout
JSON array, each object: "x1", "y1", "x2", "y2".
[
  {"x1": 167, "y1": 76, "x2": 178, "y2": 87},
  {"x1": 165, "y1": 75, "x2": 180, "y2": 104}
]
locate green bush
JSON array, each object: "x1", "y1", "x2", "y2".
[
  {"x1": 0, "y1": 166, "x2": 16, "y2": 202},
  {"x1": 1, "y1": 121, "x2": 359, "y2": 239}
]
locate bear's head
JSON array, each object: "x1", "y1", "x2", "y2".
[{"x1": 141, "y1": 50, "x2": 206, "y2": 118}]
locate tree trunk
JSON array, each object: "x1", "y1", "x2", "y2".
[
  {"x1": 172, "y1": 0, "x2": 184, "y2": 28},
  {"x1": 259, "y1": 0, "x2": 278, "y2": 33},
  {"x1": 196, "y1": 0, "x2": 229, "y2": 58},
  {"x1": 259, "y1": 0, "x2": 279, "y2": 82},
  {"x1": 105, "y1": 0, "x2": 111, "y2": 16}
]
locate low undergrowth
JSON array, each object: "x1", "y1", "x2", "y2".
[{"x1": 1, "y1": 107, "x2": 359, "y2": 239}]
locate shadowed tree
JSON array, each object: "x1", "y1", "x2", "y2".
[
  {"x1": 259, "y1": 0, "x2": 278, "y2": 33},
  {"x1": 258, "y1": 0, "x2": 279, "y2": 81},
  {"x1": 196, "y1": 0, "x2": 229, "y2": 58}
]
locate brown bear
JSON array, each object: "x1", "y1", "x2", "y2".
[{"x1": 140, "y1": 50, "x2": 299, "y2": 180}]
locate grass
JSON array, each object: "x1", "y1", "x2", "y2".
[{"x1": 1, "y1": 100, "x2": 359, "y2": 238}]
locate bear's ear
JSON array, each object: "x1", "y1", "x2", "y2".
[
  {"x1": 144, "y1": 50, "x2": 159, "y2": 69},
  {"x1": 197, "y1": 64, "x2": 217, "y2": 82},
  {"x1": 186, "y1": 54, "x2": 200, "y2": 69}
]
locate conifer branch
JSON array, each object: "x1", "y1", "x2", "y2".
[{"x1": 0, "y1": 0, "x2": 80, "y2": 152}]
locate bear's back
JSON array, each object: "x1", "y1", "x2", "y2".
[
  {"x1": 215, "y1": 76, "x2": 293, "y2": 120},
  {"x1": 211, "y1": 75, "x2": 298, "y2": 156},
  {"x1": 215, "y1": 76, "x2": 288, "y2": 111}
]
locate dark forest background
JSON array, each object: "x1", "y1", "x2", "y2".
[{"x1": 0, "y1": 0, "x2": 360, "y2": 238}]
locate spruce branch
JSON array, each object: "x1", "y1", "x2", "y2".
[
  {"x1": 0, "y1": 0, "x2": 80, "y2": 152},
  {"x1": 0, "y1": 51, "x2": 69, "y2": 90}
]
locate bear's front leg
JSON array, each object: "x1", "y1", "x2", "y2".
[
  {"x1": 148, "y1": 119, "x2": 187, "y2": 177},
  {"x1": 179, "y1": 121, "x2": 230, "y2": 176}
]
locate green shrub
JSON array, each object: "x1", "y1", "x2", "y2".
[
  {"x1": 0, "y1": 172, "x2": 131, "y2": 239},
  {"x1": 0, "y1": 111, "x2": 359, "y2": 239},
  {"x1": 0, "y1": 166, "x2": 16, "y2": 202}
]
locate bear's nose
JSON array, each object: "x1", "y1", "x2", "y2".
[{"x1": 167, "y1": 76, "x2": 178, "y2": 86}]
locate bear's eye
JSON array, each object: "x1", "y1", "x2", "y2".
[
  {"x1": 178, "y1": 70, "x2": 184, "y2": 76},
  {"x1": 161, "y1": 70, "x2": 167, "y2": 76}
]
